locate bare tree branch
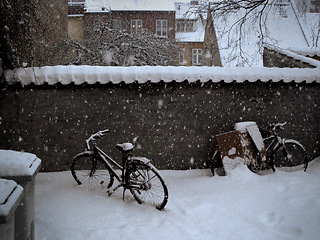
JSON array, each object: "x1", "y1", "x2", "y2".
[{"x1": 73, "y1": 21, "x2": 179, "y2": 66}]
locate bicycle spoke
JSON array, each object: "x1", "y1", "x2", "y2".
[
  {"x1": 71, "y1": 153, "x2": 114, "y2": 188},
  {"x1": 127, "y1": 162, "x2": 168, "y2": 210}
]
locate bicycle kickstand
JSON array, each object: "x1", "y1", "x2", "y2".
[{"x1": 122, "y1": 188, "x2": 127, "y2": 201}]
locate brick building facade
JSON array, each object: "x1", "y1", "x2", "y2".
[{"x1": 84, "y1": 10, "x2": 176, "y2": 43}]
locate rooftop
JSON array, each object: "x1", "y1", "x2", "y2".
[{"x1": 85, "y1": 0, "x2": 190, "y2": 12}]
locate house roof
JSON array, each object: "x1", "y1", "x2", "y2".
[
  {"x1": 175, "y1": 19, "x2": 205, "y2": 42},
  {"x1": 85, "y1": 0, "x2": 189, "y2": 12},
  {"x1": 213, "y1": 1, "x2": 320, "y2": 66},
  {"x1": 174, "y1": 1, "x2": 320, "y2": 66}
]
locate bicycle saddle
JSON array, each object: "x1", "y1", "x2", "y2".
[{"x1": 116, "y1": 143, "x2": 133, "y2": 152}]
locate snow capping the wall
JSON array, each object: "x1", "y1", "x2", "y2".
[{"x1": 4, "y1": 66, "x2": 320, "y2": 86}]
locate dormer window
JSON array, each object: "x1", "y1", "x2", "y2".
[{"x1": 176, "y1": 20, "x2": 194, "y2": 32}]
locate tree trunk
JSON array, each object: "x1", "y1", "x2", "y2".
[{"x1": 202, "y1": 9, "x2": 222, "y2": 67}]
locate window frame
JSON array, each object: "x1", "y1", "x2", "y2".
[
  {"x1": 192, "y1": 48, "x2": 202, "y2": 65},
  {"x1": 176, "y1": 20, "x2": 194, "y2": 32},
  {"x1": 131, "y1": 19, "x2": 143, "y2": 35},
  {"x1": 156, "y1": 20, "x2": 168, "y2": 37}
]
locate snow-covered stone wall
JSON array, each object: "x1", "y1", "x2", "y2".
[{"x1": 1, "y1": 67, "x2": 319, "y2": 171}]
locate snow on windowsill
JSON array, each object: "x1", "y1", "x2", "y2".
[{"x1": 4, "y1": 66, "x2": 320, "y2": 86}]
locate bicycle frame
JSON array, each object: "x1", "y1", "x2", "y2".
[
  {"x1": 94, "y1": 146, "x2": 124, "y2": 183},
  {"x1": 264, "y1": 135, "x2": 285, "y2": 159},
  {"x1": 71, "y1": 129, "x2": 169, "y2": 210}
]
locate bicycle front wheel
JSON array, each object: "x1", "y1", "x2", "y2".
[
  {"x1": 71, "y1": 152, "x2": 114, "y2": 188},
  {"x1": 126, "y1": 161, "x2": 168, "y2": 210},
  {"x1": 273, "y1": 140, "x2": 308, "y2": 171}
]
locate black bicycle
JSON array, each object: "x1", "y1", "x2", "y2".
[
  {"x1": 71, "y1": 129, "x2": 168, "y2": 210},
  {"x1": 211, "y1": 123, "x2": 309, "y2": 175}
]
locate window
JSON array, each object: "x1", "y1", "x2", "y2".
[
  {"x1": 131, "y1": 19, "x2": 142, "y2": 34},
  {"x1": 192, "y1": 49, "x2": 202, "y2": 65},
  {"x1": 156, "y1": 20, "x2": 168, "y2": 37},
  {"x1": 185, "y1": 22, "x2": 194, "y2": 32},
  {"x1": 176, "y1": 20, "x2": 194, "y2": 32}
]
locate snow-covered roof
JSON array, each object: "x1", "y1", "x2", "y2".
[
  {"x1": 175, "y1": 1, "x2": 206, "y2": 42},
  {"x1": 175, "y1": 31, "x2": 204, "y2": 42},
  {"x1": 85, "y1": 0, "x2": 189, "y2": 12},
  {"x1": 214, "y1": 1, "x2": 320, "y2": 67},
  {"x1": 291, "y1": 0, "x2": 320, "y2": 50},
  {"x1": 265, "y1": 44, "x2": 320, "y2": 67},
  {"x1": 175, "y1": 1, "x2": 201, "y2": 19},
  {"x1": 4, "y1": 66, "x2": 320, "y2": 86},
  {"x1": 175, "y1": 19, "x2": 205, "y2": 42}
]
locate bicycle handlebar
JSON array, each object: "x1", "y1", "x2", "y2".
[
  {"x1": 271, "y1": 122, "x2": 286, "y2": 133},
  {"x1": 85, "y1": 129, "x2": 109, "y2": 150}
]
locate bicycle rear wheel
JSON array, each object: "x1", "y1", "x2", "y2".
[
  {"x1": 126, "y1": 161, "x2": 168, "y2": 210},
  {"x1": 71, "y1": 152, "x2": 114, "y2": 188},
  {"x1": 273, "y1": 140, "x2": 308, "y2": 171}
]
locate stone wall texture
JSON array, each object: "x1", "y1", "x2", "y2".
[{"x1": 1, "y1": 81, "x2": 319, "y2": 172}]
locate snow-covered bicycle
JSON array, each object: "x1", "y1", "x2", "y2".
[
  {"x1": 70, "y1": 129, "x2": 168, "y2": 210},
  {"x1": 211, "y1": 122, "x2": 309, "y2": 175}
]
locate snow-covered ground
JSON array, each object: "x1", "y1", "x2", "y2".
[{"x1": 35, "y1": 157, "x2": 320, "y2": 240}]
